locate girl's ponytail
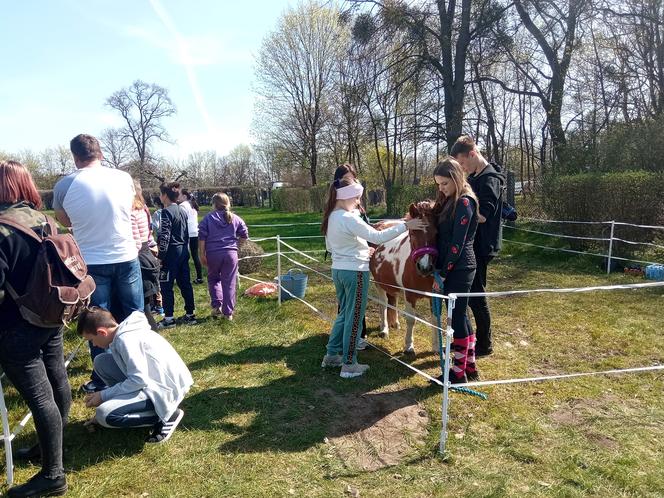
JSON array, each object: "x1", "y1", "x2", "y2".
[{"x1": 212, "y1": 192, "x2": 233, "y2": 223}]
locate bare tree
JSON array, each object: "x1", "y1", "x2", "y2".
[
  {"x1": 99, "y1": 128, "x2": 133, "y2": 169},
  {"x1": 255, "y1": 1, "x2": 347, "y2": 185},
  {"x1": 510, "y1": 0, "x2": 590, "y2": 161},
  {"x1": 106, "y1": 80, "x2": 176, "y2": 178}
]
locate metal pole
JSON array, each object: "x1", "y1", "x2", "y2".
[
  {"x1": 440, "y1": 295, "x2": 456, "y2": 455},
  {"x1": 0, "y1": 375, "x2": 14, "y2": 485},
  {"x1": 607, "y1": 220, "x2": 615, "y2": 275},
  {"x1": 277, "y1": 235, "x2": 282, "y2": 307}
]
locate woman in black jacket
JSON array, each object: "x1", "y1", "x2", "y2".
[
  {"x1": 432, "y1": 158, "x2": 480, "y2": 384},
  {"x1": 0, "y1": 160, "x2": 70, "y2": 497}
]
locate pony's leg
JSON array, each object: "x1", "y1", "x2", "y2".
[
  {"x1": 387, "y1": 293, "x2": 400, "y2": 329},
  {"x1": 376, "y1": 287, "x2": 389, "y2": 338},
  {"x1": 403, "y1": 300, "x2": 416, "y2": 354}
]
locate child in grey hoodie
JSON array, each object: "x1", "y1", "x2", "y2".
[{"x1": 77, "y1": 307, "x2": 193, "y2": 443}]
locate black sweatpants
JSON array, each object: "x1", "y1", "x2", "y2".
[{"x1": 469, "y1": 255, "x2": 493, "y2": 353}]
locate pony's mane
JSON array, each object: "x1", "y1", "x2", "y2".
[{"x1": 405, "y1": 200, "x2": 435, "y2": 219}]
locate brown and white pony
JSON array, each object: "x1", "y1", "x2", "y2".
[{"x1": 369, "y1": 201, "x2": 440, "y2": 354}]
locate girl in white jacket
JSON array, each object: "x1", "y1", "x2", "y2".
[{"x1": 321, "y1": 178, "x2": 425, "y2": 378}]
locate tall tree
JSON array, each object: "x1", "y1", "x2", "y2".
[
  {"x1": 255, "y1": 1, "x2": 347, "y2": 185},
  {"x1": 106, "y1": 80, "x2": 176, "y2": 178},
  {"x1": 511, "y1": 0, "x2": 589, "y2": 161}
]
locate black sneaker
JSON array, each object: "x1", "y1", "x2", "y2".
[
  {"x1": 80, "y1": 380, "x2": 106, "y2": 394},
  {"x1": 145, "y1": 408, "x2": 185, "y2": 444},
  {"x1": 194, "y1": 278, "x2": 204, "y2": 284},
  {"x1": 8, "y1": 472, "x2": 67, "y2": 497},
  {"x1": 431, "y1": 370, "x2": 468, "y2": 386},
  {"x1": 466, "y1": 370, "x2": 481, "y2": 382},
  {"x1": 176, "y1": 314, "x2": 197, "y2": 325},
  {"x1": 157, "y1": 318, "x2": 176, "y2": 330},
  {"x1": 475, "y1": 347, "x2": 493, "y2": 358}
]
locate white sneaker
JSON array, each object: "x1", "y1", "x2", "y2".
[
  {"x1": 340, "y1": 363, "x2": 370, "y2": 378},
  {"x1": 211, "y1": 307, "x2": 222, "y2": 318},
  {"x1": 321, "y1": 354, "x2": 343, "y2": 368},
  {"x1": 224, "y1": 314, "x2": 233, "y2": 321},
  {"x1": 356, "y1": 338, "x2": 368, "y2": 351}
]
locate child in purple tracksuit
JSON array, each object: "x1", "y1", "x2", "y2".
[{"x1": 198, "y1": 193, "x2": 248, "y2": 320}]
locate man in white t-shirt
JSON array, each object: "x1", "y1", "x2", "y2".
[{"x1": 53, "y1": 134, "x2": 144, "y2": 393}]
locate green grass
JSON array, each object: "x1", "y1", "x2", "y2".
[{"x1": 3, "y1": 207, "x2": 663, "y2": 497}]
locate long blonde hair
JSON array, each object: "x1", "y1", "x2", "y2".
[
  {"x1": 432, "y1": 158, "x2": 478, "y2": 220},
  {"x1": 212, "y1": 192, "x2": 232, "y2": 223},
  {"x1": 132, "y1": 178, "x2": 146, "y2": 210}
]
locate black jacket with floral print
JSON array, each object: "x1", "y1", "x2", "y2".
[{"x1": 435, "y1": 195, "x2": 478, "y2": 278}]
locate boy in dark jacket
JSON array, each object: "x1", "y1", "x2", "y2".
[
  {"x1": 451, "y1": 136, "x2": 505, "y2": 357},
  {"x1": 157, "y1": 182, "x2": 196, "y2": 329}
]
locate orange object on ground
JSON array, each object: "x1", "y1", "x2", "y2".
[{"x1": 244, "y1": 282, "x2": 278, "y2": 297}]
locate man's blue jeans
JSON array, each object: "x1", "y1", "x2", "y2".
[{"x1": 87, "y1": 258, "x2": 144, "y2": 387}]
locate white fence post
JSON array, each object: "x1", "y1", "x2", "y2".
[
  {"x1": 277, "y1": 235, "x2": 282, "y2": 307},
  {"x1": 607, "y1": 220, "x2": 616, "y2": 275},
  {"x1": 0, "y1": 374, "x2": 14, "y2": 486},
  {"x1": 440, "y1": 295, "x2": 456, "y2": 455}
]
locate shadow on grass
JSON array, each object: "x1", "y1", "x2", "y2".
[
  {"x1": 10, "y1": 420, "x2": 147, "y2": 473},
  {"x1": 185, "y1": 334, "x2": 440, "y2": 453}
]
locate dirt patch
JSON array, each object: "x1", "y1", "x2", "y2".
[
  {"x1": 585, "y1": 432, "x2": 619, "y2": 450},
  {"x1": 318, "y1": 388, "x2": 429, "y2": 471}
]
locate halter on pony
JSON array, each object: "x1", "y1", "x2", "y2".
[{"x1": 410, "y1": 245, "x2": 438, "y2": 262}]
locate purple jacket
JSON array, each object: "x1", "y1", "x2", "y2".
[{"x1": 198, "y1": 210, "x2": 248, "y2": 253}]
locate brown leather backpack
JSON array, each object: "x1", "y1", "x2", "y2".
[{"x1": 0, "y1": 213, "x2": 96, "y2": 328}]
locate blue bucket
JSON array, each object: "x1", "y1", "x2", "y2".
[
  {"x1": 645, "y1": 264, "x2": 664, "y2": 281},
  {"x1": 277, "y1": 268, "x2": 308, "y2": 301}
]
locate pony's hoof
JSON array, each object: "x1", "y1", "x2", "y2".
[
  {"x1": 403, "y1": 346, "x2": 415, "y2": 355},
  {"x1": 379, "y1": 330, "x2": 389, "y2": 339},
  {"x1": 390, "y1": 322, "x2": 400, "y2": 330}
]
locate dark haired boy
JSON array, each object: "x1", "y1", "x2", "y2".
[
  {"x1": 77, "y1": 307, "x2": 192, "y2": 443},
  {"x1": 450, "y1": 136, "x2": 505, "y2": 357},
  {"x1": 157, "y1": 182, "x2": 196, "y2": 328}
]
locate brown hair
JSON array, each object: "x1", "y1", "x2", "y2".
[
  {"x1": 0, "y1": 160, "x2": 42, "y2": 208},
  {"x1": 160, "y1": 182, "x2": 181, "y2": 202},
  {"x1": 334, "y1": 163, "x2": 358, "y2": 182},
  {"x1": 212, "y1": 192, "x2": 232, "y2": 223},
  {"x1": 432, "y1": 158, "x2": 478, "y2": 220},
  {"x1": 449, "y1": 135, "x2": 476, "y2": 158},
  {"x1": 181, "y1": 189, "x2": 199, "y2": 211},
  {"x1": 76, "y1": 307, "x2": 117, "y2": 336},
  {"x1": 70, "y1": 134, "x2": 103, "y2": 163},
  {"x1": 321, "y1": 177, "x2": 355, "y2": 235}
]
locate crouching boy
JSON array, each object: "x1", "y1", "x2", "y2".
[{"x1": 77, "y1": 307, "x2": 193, "y2": 443}]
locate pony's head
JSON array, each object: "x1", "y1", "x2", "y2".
[{"x1": 406, "y1": 201, "x2": 438, "y2": 276}]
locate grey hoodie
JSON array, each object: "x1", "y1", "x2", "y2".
[{"x1": 100, "y1": 311, "x2": 193, "y2": 421}]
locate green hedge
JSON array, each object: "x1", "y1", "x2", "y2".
[
  {"x1": 385, "y1": 183, "x2": 438, "y2": 217},
  {"x1": 542, "y1": 171, "x2": 664, "y2": 256},
  {"x1": 309, "y1": 185, "x2": 330, "y2": 212},
  {"x1": 272, "y1": 188, "x2": 312, "y2": 213}
]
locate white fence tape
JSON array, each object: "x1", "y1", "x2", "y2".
[
  {"x1": 504, "y1": 225, "x2": 610, "y2": 242},
  {"x1": 466, "y1": 365, "x2": 664, "y2": 388}
]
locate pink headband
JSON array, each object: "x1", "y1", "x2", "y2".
[{"x1": 336, "y1": 182, "x2": 364, "y2": 200}]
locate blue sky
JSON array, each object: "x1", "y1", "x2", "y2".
[{"x1": 0, "y1": 0, "x2": 296, "y2": 159}]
